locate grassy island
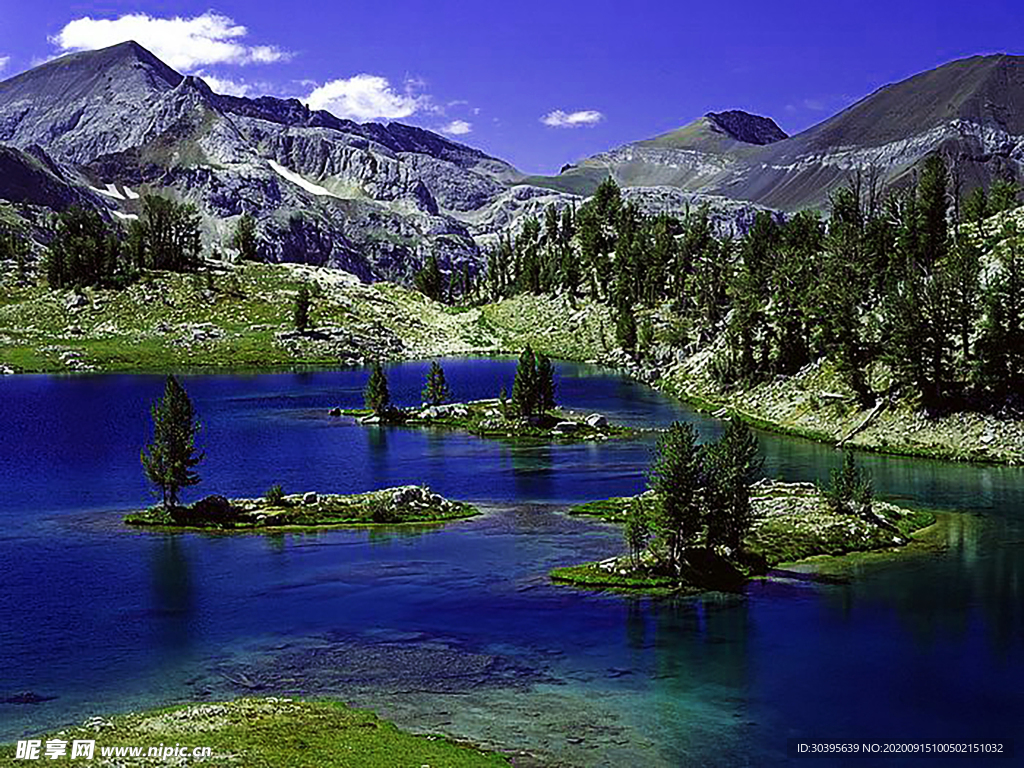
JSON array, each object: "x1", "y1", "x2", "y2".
[
  {"x1": 553, "y1": 480, "x2": 937, "y2": 594},
  {"x1": 124, "y1": 485, "x2": 478, "y2": 530},
  {"x1": 0, "y1": 698, "x2": 510, "y2": 768},
  {"x1": 341, "y1": 399, "x2": 633, "y2": 442}
]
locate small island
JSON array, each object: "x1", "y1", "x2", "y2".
[
  {"x1": 125, "y1": 485, "x2": 478, "y2": 530},
  {"x1": 552, "y1": 420, "x2": 937, "y2": 594},
  {"x1": 341, "y1": 399, "x2": 631, "y2": 441},
  {"x1": 339, "y1": 348, "x2": 634, "y2": 442}
]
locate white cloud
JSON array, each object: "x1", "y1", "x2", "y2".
[
  {"x1": 541, "y1": 109, "x2": 605, "y2": 128},
  {"x1": 305, "y1": 74, "x2": 424, "y2": 122},
  {"x1": 441, "y1": 119, "x2": 472, "y2": 136},
  {"x1": 50, "y1": 12, "x2": 289, "y2": 72},
  {"x1": 200, "y1": 73, "x2": 253, "y2": 97},
  {"x1": 0, "y1": 56, "x2": 9, "y2": 74}
]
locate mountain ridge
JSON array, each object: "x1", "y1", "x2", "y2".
[
  {"x1": 529, "y1": 52, "x2": 1024, "y2": 211},
  {"x1": 2, "y1": 43, "x2": 1023, "y2": 277},
  {"x1": 0, "y1": 41, "x2": 530, "y2": 280}
]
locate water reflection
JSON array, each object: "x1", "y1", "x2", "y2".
[{"x1": 150, "y1": 536, "x2": 193, "y2": 651}]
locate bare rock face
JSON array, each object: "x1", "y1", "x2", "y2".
[{"x1": 705, "y1": 110, "x2": 788, "y2": 145}]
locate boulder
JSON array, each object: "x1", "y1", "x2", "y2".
[
  {"x1": 192, "y1": 494, "x2": 232, "y2": 517},
  {"x1": 302, "y1": 492, "x2": 318, "y2": 505},
  {"x1": 554, "y1": 421, "x2": 580, "y2": 433},
  {"x1": 328, "y1": 407, "x2": 341, "y2": 417},
  {"x1": 65, "y1": 292, "x2": 87, "y2": 310},
  {"x1": 391, "y1": 486, "x2": 423, "y2": 505},
  {"x1": 585, "y1": 413, "x2": 608, "y2": 428}
]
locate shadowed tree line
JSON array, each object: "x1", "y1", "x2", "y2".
[{"x1": 475, "y1": 163, "x2": 1024, "y2": 413}]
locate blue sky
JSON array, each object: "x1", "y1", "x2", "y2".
[{"x1": 1, "y1": 1, "x2": 1022, "y2": 174}]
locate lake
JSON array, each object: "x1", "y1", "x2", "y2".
[{"x1": 1, "y1": 358, "x2": 1022, "y2": 766}]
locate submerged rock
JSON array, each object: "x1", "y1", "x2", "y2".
[{"x1": 2, "y1": 691, "x2": 57, "y2": 705}]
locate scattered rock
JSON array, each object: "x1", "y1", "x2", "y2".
[{"x1": 65, "y1": 293, "x2": 87, "y2": 310}]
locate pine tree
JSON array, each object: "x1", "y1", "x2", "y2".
[
  {"x1": 648, "y1": 421, "x2": 707, "y2": 573},
  {"x1": 962, "y1": 186, "x2": 989, "y2": 226},
  {"x1": 1, "y1": 222, "x2": 31, "y2": 286},
  {"x1": 535, "y1": 352, "x2": 556, "y2": 412},
  {"x1": 141, "y1": 375, "x2": 204, "y2": 509},
  {"x1": 623, "y1": 500, "x2": 652, "y2": 570},
  {"x1": 638, "y1": 318, "x2": 655, "y2": 359},
  {"x1": 422, "y1": 361, "x2": 451, "y2": 406},
  {"x1": 293, "y1": 285, "x2": 311, "y2": 333},
  {"x1": 989, "y1": 178, "x2": 1021, "y2": 214},
  {"x1": 974, "y1": 221, "x2": 1024, "y2": 398},
  {"x1": 415, "y1": 253, "x2": 444, "y2": 301},
  {"x1": 232, "y1": 213, "x2": 259, "y2": 261},
  {"x1": 616, "y1": 306, "x2": 638, "y2": 353},
  {"x1": 137, "y1": 196, "x2": 202, "y2": 272},
  {"x1": 47, "y1": 206, "x2": 124, "y2": 289},
  {"x1": 943, "y1": 233, "x2": 982, "y2": 366},
  {"x1": 824, "y1": 452, "x2": 873, "y2": 516},
  {"x1": 705, "y1": 420, "x2": 763, "y2": 551},
  {"x1": 364, "y1": 361, "x2": 391, "y2": 416},
  {"x1": 511, "y1": 344, "x2": 538, "y2": 417},
  {"x1": 916, "y1": 153, "x2": 950, "y2": 271}
]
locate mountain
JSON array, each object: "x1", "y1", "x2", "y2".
[
  {"x1": 3, "y1": 45, "x2": 1022, "y2": 276},
  {"x1": 523, "y1": 109, "x2": 787, "y2": 197},
  {"x1": 530, "y1": 54, "x2": 1024, "y2": 212},
  {"x1": 717, "y1": 54, "x2": 1024, "y2": 210},
  {"x1": 0, "y1": 41, "x2": 523, "y2": 280}
]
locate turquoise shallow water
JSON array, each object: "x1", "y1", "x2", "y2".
[{"x1": 1, "y1": 359, "x2": 1022, "y2": 766}]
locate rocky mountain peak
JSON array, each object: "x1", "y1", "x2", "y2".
[{"x1": 705, "y1": 110, "x2": 788, "y2": 145}]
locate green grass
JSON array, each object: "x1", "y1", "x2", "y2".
[
  {"x1": 549, "y1": 563, "x2": 682, "y2": 594},
  {"x1": 566, "y1": 497, "x2": 635, "y2": 521},
  {"x1": 0, "y1": 698, "x2": 510, "y2": 767},
  {"x1": 747, "y1": 507, "x2": 936, "y2": 567}
]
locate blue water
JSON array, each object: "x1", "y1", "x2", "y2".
[{"x1": 1, "y1": 359, "x2": 1023, "y2": 766}]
